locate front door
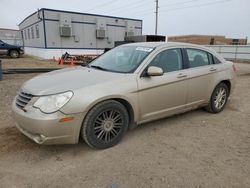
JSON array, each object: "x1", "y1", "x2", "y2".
[
  {"x1": 137, "y1": 48, "x2": 189, "y2": 123},
  {"x1": 0, "y1": 41, "x2": 8, "y2": 55}
]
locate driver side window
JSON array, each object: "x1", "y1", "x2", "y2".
[{"x1": 149, "y1": 48, "x2": 183, "y2": 73}]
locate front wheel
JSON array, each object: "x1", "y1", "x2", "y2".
[
  {"x1": 205, "y1": 82, "x2": 229, "y2": 113},
  {"x1": 9, "y1": 50, "x2": 20, "y2": 58},
  {"x1": 81, "y1": 100, "x2": 129, "y2": 149}
]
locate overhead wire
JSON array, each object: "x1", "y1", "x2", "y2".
[
  {"x1": 84, "y1": 0, "x2": 231, "y2": 17},
  {"x1": 128, "y1": 0, "x2": 231, "y2": 17},
  {"x1": 107, "y1": 0, "x2": 152, "y2": 14},
  {"x1": 160, "y1": 0, "x2": 231, "y2": 13},
  {"x1": 84, "y1": 0, "x2": 120, "y2": 12},
  {"x1": 103, "y1": 0, "x2": 200, "y2": 16},
  {"x1": 160, "y1": 0, "x2": 199, "y2": 8},
  {"x1": 98, "y1": 0, "x2": 152, "y2": 14}
]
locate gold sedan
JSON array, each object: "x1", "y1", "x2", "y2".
[{"x1": 12, "y1": 42, "x2": 236, "y2": 149}]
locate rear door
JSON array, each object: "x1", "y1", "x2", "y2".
[
  {"x1": 137, "y1": 48, "x2": 189, "y2": 123},
  {"x1": 184, "y1": 48, "x2": 220, "y2": 108}
]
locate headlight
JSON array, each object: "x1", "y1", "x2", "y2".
[{"x1": 33, "y1": 91, "x2": 73, "y2": 113}]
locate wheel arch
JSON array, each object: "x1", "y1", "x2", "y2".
[
  {"x1": 220, "y1": 80, "x2": 231, "y2": 94},
  {"x1": 112, "y1": 98, "x2": 135, "y2": 129},
  {"x1": 8, "y1": 49, "x2": 20, "y2": 55},
  {"x1": 206, "y1": 79, "x2": 232, "y2": 106},
  {"x1": 78, "y1": 97, "x2": 137, "y2": 142},
  {"x1": 93, "y1": 97, "x2": 136, "y2": 128},
  {"x1": 205, "y1": 79, "x2": 231, "y2": 113}
]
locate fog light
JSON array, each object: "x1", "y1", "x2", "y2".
[{"x1": 34, "y1": 134, "x2": 46, "y2": 144}]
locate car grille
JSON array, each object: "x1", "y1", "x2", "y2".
[{"x1": 16, "y1": 92, "x2": 34, "y2": 110}]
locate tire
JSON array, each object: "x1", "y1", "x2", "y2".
[
  {"x1": 9, "y1": 50, "x2": 20, "y2": 58},
  {"x1": 81, "y1": 100, "x2": 129, "y2": 149},
  {"x1": 205, "y1": 82, "x2": 229, "y2": 113}
]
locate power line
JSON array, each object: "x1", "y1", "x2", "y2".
[
  {"x1": 129, "y1": 0, "x2": 231, "y2": 17},
  {"x1": 84, "y1": 0, "x2": 119, "y2": 12},
  {"x1": 160, "y1": 0, "x2": 199, "y2": 8},
  {"x1": 118, "y1": 0, "x2": 199, "y2": 16},
  {"x1": 160, "y1": 0, "x2": 231, "y2": 13},
  {"x1": 100, "y1": 0, "x2": 152, "y2": 14}
]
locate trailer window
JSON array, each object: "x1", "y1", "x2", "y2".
[
  {"x1": 35, "y1": 25, "x2": 40, "y2": 38},
  {"x1": 27, "y1": 28, "x2": 30, "y2": 39},
  {"x1": 31, "y1": 26, "x2": 34, "y2": 39}
]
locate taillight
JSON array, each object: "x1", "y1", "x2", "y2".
[{"x1": 232, "y1": 64, "x2": 236, "y2": 72}]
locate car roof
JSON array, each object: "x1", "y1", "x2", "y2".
[{"x1": 123, "y1": 42, "x2": 205, "y2": 49}]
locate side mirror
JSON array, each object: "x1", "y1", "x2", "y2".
[{"x1": 147, "y1": 66, "x2": 163, "y2": 76}]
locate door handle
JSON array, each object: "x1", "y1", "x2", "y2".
[
  {"x1": 210, "y1": 67, "x2": 217, "y2": 72},
  {"x1": 177, "y1": 73, "x2": 187, "y2": 78}
]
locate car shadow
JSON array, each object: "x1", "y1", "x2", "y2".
[
  {"x1": 0, "y1": 107, "x2": 227, "y2": 158},
  {"x1": 0, "y1": 56, "x2": 25, "y2": 59}
]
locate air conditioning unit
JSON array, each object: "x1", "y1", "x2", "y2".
[
  {"x1": 125, "y1": 21, "x2": 135, "y2": 38},
  {"x1": 60, "y1": 26, "x2": 72, "y2": 37},
  {"x1": 125, "y1": 31, "x2": 134, "y2": 37},
  {"x1": 96, "y1": 18, "x2": 106, "y2": 39},
  {"x1": 59, "y1": 15, "x2": 72, "y2": 37},
  {"x1": 96, "y1": 29, "x2": 106, "y2": 39}
]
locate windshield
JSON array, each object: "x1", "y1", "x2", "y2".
[{"x1": 89, "y1": 46, "x2": 154, "y2": 73}]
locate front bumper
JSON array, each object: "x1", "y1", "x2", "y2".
[
  {"x1": 12, "y1": 100, "x2": 85, "y2": 145},
  {"x1": 19, "y1": 49, "x2": 24, "y2": 55}
]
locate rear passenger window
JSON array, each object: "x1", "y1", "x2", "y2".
[
  {"x1": 149, "y1": 48, "x2": 183, "y2": 73},
  {"x1": 187, "y1": 49, "x2": 209, "y2": 68},
  {"x1": 208, "y1": 53, "x2": 214, "y2": 65},
  {"x1": 213, "y1": 56, "x2": 222, "y2": 64}
]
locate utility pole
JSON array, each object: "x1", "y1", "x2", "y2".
[{"x1": 155, "y1": 0, "x2": 159, "y2": 35}]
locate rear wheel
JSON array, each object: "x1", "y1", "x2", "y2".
[
  {"x1": 205, "y1": 82, "x2": 229, "y2": 113},
  {"x1": 81, "y1": 100, "x2": 129, "y2": 149},
  {"x1": 9, "y1": 50, "x2": 19, "y2": 58}
]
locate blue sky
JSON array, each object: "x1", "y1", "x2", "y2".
[{"x1": 0, "y1": 0, "x2": 249, "y2": 39}]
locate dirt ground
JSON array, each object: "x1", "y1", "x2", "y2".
[
  {"x1": 0, "y1": 57, "x2": 250, "y2": 188},
  {"x1": 1, "y1": 55, "x2": 64, "y2": 69}
]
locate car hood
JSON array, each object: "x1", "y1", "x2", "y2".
[
  {"x1": 21, "y1": 66, "x2": 128, "y2": 95},
  {"x1": 4, "y1": 43, "x2": 21, "y2": 48},
  {"x1": 10, "y1": 44, "x2": 21, "y2": 48}
]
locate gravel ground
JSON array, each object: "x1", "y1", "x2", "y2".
[
  {"x1": 0, "y1": 57, "x2": 250, "y2": 188},
  {"x1": 1, "y1": 55, "x2": 64, "y2": 69}
]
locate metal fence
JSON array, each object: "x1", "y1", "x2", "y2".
[{"x1": 206, "y1": 45, "x2": 250, "y2": 61}]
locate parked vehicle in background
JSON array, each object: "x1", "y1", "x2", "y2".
[
  {"x1": 12, "y1": 42, "x2": 236, "y2": 149},
  {"x1": 0, "y1": 40, "x2": 24, "y2": 58}
]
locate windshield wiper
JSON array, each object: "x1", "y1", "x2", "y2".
[{"x1": 90, "y1": 65, "x2": 108, "y2": 71}]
